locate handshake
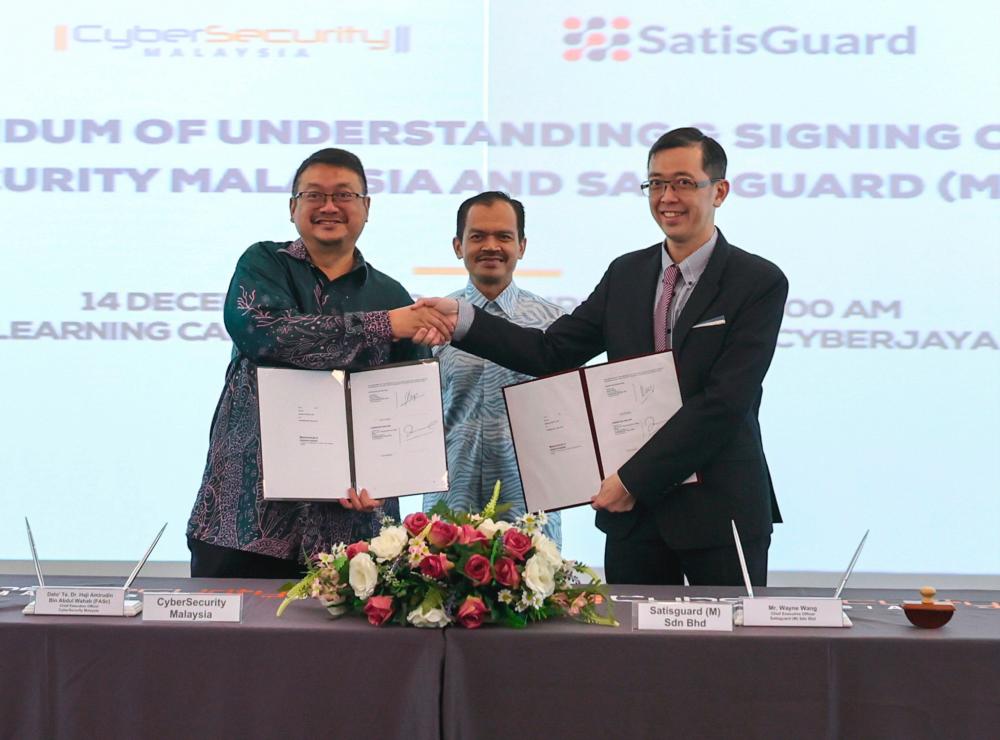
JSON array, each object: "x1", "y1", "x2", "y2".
[{"x1": 388, "y1": 298, "x2": 460, "y2": 347}]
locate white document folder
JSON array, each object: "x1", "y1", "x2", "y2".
[
  {"x1": 258, "y1": 360, "x2": 449, "y2": 500},
  {"x1": 503, "y1": 351, "x2": 694, "y2": 512}
]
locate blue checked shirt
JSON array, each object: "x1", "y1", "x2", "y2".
[{"x1": 424, "y1": 281, "x2": 564, "y2": 545}]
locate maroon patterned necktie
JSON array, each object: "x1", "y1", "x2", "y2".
[{"x1": 654, "y1": 263, "x2": 680, "y2": 351}]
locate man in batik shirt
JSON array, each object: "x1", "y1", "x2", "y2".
[
  {"x1": 187, "y1": 148, "x2": 452, "y2": 578},
  {"x1": 423, "y1": 192, "x2": 563, "y2": 545}
]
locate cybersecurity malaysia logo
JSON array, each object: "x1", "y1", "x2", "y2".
[{"x1": 562, "y1": 17, "x2": 631, "y2": 62}]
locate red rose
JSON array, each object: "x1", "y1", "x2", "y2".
[
  {"x1": 428, "y1": 520, "x2": 459, "y2": 549},
  {"x1": 493, "y1": 556, "x2": 521, "y2": 588},
  {"x1": 419, "y1": 553, "x2": 453, "y2": 580},
  {"x1": 458, "y1": 524, "x2": 489, "y2": 546},
  {"x1": 363, "y1": 595, "x2": 395, "y2": 626},
  {"x1": 502, "y1": 528, "x2": 533, "y2": 561},
  {"x1": 403, "y1": 512, "x2": 430, "y2": 536},
  {"x1": 463, "y1": 554, "x2": 492, "y2": 586},
  {"x1": 456, "y1": 596, "x2": 489, "y2": 629},
  {"x1": 346, "y1": 541, "x2": 369, "y2": 560}
]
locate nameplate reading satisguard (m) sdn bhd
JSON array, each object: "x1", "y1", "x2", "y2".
[
  {"x1": 33, "y1": 587, "x2": 127, "y2": 616},
  {"x1": 142, "y1": 592, "x2": 243, "y2": 623},
  {"x1": 634, "y1": 601, "x2": 734, "y2": 632},
  {"x1": 741, "y1": 597, "x2": 846, "y2": 627}
]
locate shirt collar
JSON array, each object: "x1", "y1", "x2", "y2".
[
  {"x1": 463, "y1": 280, "x2": 520, "y2": 317},
  {"x1": 661, "y1": 229, "x2": 718, "y2": 286},
  {"x1": 278, "y1": 238, "x2": 370, "y2": 283}
]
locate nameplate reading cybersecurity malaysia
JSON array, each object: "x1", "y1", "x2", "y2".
[
  {"x1": 741, "y1": 597, "x2": 846, "y2": 627},
  {"x1": 142, "y1": 592, "x2": 243, "y2": 623},
  {"x1": 634, "y1": 601, "x2": 734, "y2": 632},
  {"x1": 33, "y1": 586, "x2": 126, "y2": 616}
]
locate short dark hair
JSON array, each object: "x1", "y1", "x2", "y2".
[
  {"x1": 291, "y1": 148, "x2": 368, "y2": 195},
  {"x1": 647, "y1": 127, "x2": 727, "y2": 180},
  {"x1": 455, "y1": 191, "x2": 525, "y2": 242}
]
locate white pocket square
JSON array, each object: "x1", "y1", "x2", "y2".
[{"x1": 692, "y1": 316, "x2": 726, "y2": 329}]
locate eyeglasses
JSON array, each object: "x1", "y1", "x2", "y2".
[
  {"x1": 640, "y1": 177, "x2": 722, "y2": 195},
  {"x1": 294, "y1": 190, "x2": 366, "y2": 205}
]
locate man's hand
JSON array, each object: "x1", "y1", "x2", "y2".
[
  {"x1": 409, "y1": 297, "x2": 460, "y2": 346},
  {"x1": 388, "y1": 306, "x2": 454, "y2": 344},
  {"x1": 412, "y1": 297, "x2": 459, "y2": 315},
  {"x1": 590, "y1": 473, "x2": 636, "y2": 512},
  {"x1": 339, "y1": 487, "x2": 382, "y2": 512}
]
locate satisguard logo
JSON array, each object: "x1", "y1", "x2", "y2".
[
  {"x1": 561, "y1": 18, "x2": 916, "y2": 61},
  {"x1": 562, "y1": 17, "x2": 631, "y2": 62},
  {"x1": 53, "y1": 24, "x2": 412, "y2": 58}
]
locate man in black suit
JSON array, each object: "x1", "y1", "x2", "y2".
[{"x1": 418, "y1": 127, "x2": 787, "y2": 586}]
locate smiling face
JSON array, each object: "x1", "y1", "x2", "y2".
[
  {"x1": 289, "y1": 164, "x2": 370, "y2": 253},
  {"x1": 647, "y1": 144, "x2": 729, "y2": 256},
  {"x1": 454, "y1": 200, "x2": 526, "y2": 299}
]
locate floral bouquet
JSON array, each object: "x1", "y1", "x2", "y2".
[{"x1": 277, "y1": 484, "x2": 618, "y2": 629}]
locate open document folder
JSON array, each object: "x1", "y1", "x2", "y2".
[
  {"x1": 502, "y1": 351, "x2": 695, "y2": 512},
  {"x1": 257, "y1": 359, "x2": 449, "y2": 500}
]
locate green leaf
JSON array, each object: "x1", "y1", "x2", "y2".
[{"x1": 275, "y1": 572, "x2": 317, "y2": 617}]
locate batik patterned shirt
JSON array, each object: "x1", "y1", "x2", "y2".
[
  {"x1": 187, "y1": 239, "x2": 424, "y2": 561},
  {"x1": 424, "y1": 281, "x2": 564, "y2": 545}
]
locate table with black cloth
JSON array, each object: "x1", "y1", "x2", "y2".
[
  {"x1": 444, "y1": 585, "x2": 1000, "y2": 739},
  {"x1": 2, "y1": 578, "x2": 998, "y2": 740},
  {"x1": 0, "y1": 576, "x2": 444, "y2": 740}
]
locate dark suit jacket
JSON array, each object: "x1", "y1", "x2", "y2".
[{"x1": 453, "y1": 230, "x2": 787, "y2": 551}]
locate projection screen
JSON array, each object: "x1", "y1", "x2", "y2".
[{"x1": 2, "y1": 1, "x2": 998, "y2": 576}]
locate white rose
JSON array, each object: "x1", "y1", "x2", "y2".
[
  {"x1": 476, "y1": 518, "x2": 500, "y2": 539},
  {"x1": 348, "y1": 552, "x2": 378, "y2": 600},
  {"x1": 407, "y1": 605, "x2": 450, "y2": 628},
  {"x1": 369, "y1": 526, "x2": 409, "y2": 561},
  {"x1": 531, "y1": 533, "x2": 563, "y2": 570},
  {"x1": 523, "y1": 554, "x2": 556, "y2": 598},
  {"x1": 494, "y1": 520, "x2": 513, "y2": 534}
]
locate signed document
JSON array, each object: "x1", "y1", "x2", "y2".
[
  {"x1": 348, "y1": 361, "x2": 449, "y2": 499},
  {"x1": 503, "y1": 352, "x2": 691, "y2": 512},
  {"x1": 258, "y1": 367, "x2": 353, "y2": 501},
  {"x1": 258, "y1": 360, "x2": 448, "y2": 501},
  {"x1": 502, "y1": 371, "x2": 603, "y2": 513},
  {"x1": 583, "y1": 354, "x2": 693, "y2": 484}
]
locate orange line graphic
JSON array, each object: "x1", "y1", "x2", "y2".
[{"x1": 54, "y1": 25, "x2": 68, "y2": 51}]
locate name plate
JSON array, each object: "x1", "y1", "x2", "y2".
[
  {"x1": 142, "y1": 592, "x2": 243, "y2": 623},
  {"x1": 634, "y1": 601, "x2": 734, "y2": 632},
  {"x1": 34, "y1": 586, "x2": 126, "y2": 616},
  {"x1": 741, "y1": 597, "x2": 845, "y2": 627}
]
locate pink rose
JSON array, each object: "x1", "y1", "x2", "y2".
[
  {"x1": 427, "y1": 520, "x2": 459, "y2": 549},
  {"x1": 458, "y1": 524, "x2": 489, "y2": 546},
  {"x1": 363, "y1": 595, "x2": 395, "y2": 626},
  {"x1": 403, "y1": 512, "x2": 430, "y2": 536},
  {"x1": 463, "y1": 554, "x2": 492, "y2": 586},
  {"x1": 346, "y1": 541, "x2": 369, "y2": 560},
  {"x1": 419, "y1": 553, "x2": 453, "y2": 580},
  {"x1": 493, "y1": 556, "x2": 521, "y2": 588},
  {"x1": 456, "y1": 596, "x2": 489, "y2": 629},
  {"x1": 502, "y1": 528, "x2": 533, "y2": 561}
]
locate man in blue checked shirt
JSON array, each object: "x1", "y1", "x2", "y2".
[{"x1": 423, "y1": 192, "x2": 562, "y2": 545}]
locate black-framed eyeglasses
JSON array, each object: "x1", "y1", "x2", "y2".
[
  {"x1": 640, "y1": 177, "x2": 722, "y2": 195},
  {"x1": 294, "y1": 190, "x2": 367, "y2": 205}
]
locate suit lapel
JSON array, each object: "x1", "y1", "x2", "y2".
[{"x1": 672, "y1": 232, "x2": 730, "y2": 353}]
